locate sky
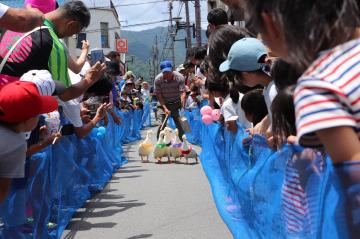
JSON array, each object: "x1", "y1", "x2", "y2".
[{"x1": 112, "y1": 0, "x2": 209, "y2": 31}]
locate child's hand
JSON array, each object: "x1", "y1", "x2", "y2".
[
  {"x1": 43, "y1": 132, "x2": 62, "y2": 146},
  {"x1": 243, "y1": 128, "x2": 254, "y2": 145},
  {"x1": 39, "y1": 125, "x2": 48, "y2": 139},
  {"x1": 287, "y1": 135, "x2": 297, "y2": 144},
  {"x1": 266, "y1": 136, "x2": 275, "y2": 149}
]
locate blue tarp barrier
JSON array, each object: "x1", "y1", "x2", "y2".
[
  {"x1": 200, "y1": 122, "x2": 360, "y2": 239},
  {"x1": 119, "y1": 109, "x2": 143, "y2": 143},
  {"x1": 0, "y1": 109, "x2": 142, "y2": 239},
  {"x1": 141, "y1": 102, "x2": 152, "y2": 128},
  {"x1": 184, "y1": 108, "x2": 202, "y2": 145}
]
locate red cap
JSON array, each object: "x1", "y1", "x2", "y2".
[{"x1": 0, "y1": 81, "x2": 58, "y2": 124}]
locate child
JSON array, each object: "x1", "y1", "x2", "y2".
[
  {"x1": 0, "y1": 81, "x2": 58, "y2": 202},
  {"x1": 207, "y1": 77, "x2": 251, "y2": 132},
  {"x1": 244, "y1": 0, "x2": 360, "y2": 162},
  {"x1": 241, "y1": 89, "x2": 268, "y2": 126},
  {"x1": 219, "y1": 37, "x2": 277, "y2": 136},
  {"x1": 245, "y1": 0, "x2": 360, "y2": 234},
  {"x1": 141, "y1": 81, "x2": 151, "y2": 104}
]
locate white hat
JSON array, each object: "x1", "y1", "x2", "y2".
[
  {"x1": 176, "y1": 64, "x2": 186, "y2": 72},
  {"x1": 20, "y1": 70, "x2": 65, "y2": 96}
]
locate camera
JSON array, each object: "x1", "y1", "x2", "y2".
[{"x1": 85, "y1": 97, "x2": 103, "y2": 119}]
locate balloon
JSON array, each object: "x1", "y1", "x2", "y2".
[
  {"x1": 202, "y1": 115, "x2": 213, "y2": 125},
  {"x1": 211, "y1": 109, "x2": 221, "y2": 121},
  {"x1": 200, "y1": 106, "x2": 213, "y2": 116},
  {"x1": 98, "y1": 127, "x2": 107, "y2": 135},
  {"x1": 25, "y1": 0, "x2": 56, "y2": 14}
]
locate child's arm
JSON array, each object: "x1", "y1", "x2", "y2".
[
  {"x1": 317, "y1": 127, "x2": 360, "y2": 163},
  {"x1": 26, "y1": 134, "x2": 60, "y2": 157}
]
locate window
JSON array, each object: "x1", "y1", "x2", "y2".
[{"x1": 100, "y1": 22, "x2": 109, "y2": 48}]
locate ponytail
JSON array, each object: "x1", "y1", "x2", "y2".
[{"x1": 228, "y1": 81, "x2": 240, "y2": 104}]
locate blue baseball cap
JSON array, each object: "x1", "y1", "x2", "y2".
[
  {"x1": 219, "y1": 38, "x2": 268, "y2": 72},
  {"x1": 160, "y1": 60, "x2": 174, "y2": 73}
]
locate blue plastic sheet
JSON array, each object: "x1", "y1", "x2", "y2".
[
  {"x1": 200, "y1": 122, "x2": 359, "y2": 239},
  {"x1": 184, "y1": 109, "x2": 202, "y2": 145},
  {"x1": 0, "y1": 109, "x2": 141, "y2": 239},
  {"x1": 119, "y1": 110, "x2": 143, "y2": 143},
  {"x1": 141, "y1": 102, "x2": 152, "y2": 128}
]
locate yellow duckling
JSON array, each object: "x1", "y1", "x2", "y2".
[
  {"x1": 181, "y1": 135, "x2": 198, "y2": 164},
  {"x1": 153, "y1": 131, "x2": 166, "y2": 163},
  {"x1": 138, "y1": 130, "x2": 154, "y2": 162}
]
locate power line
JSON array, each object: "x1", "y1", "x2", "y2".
[
  {"x1": 112, "y1": 0, "x2": 207, "y2": 7},
  {"x1": 113, "y1": 0, "x2": 165, "y2": 7},
  {"x1": 83, "y1": 19, "x2": 171, "y2": 33}
]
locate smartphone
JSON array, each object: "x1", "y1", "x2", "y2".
[
  {"x1": 91, "y1": 49, "x2": 105, "y2": 65},
  {"x1": 88, "y1": 102, "x2": 102, "y2": 119},
  {"x1": 76, "y1": 33, "x2": 87, "y2": 49},
  {"x1": 61, "y1": 124, "x2": 75, "y2": 136}
]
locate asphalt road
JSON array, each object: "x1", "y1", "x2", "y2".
[{"x1": 62, "y1": 127, "x2": 232, "y2": 239}]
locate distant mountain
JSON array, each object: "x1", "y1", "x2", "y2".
[{"x1": 121, "y1": 26, "x2": 207, "y2": 81}]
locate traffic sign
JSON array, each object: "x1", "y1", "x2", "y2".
[{"x1": 116, "y1": 39, "x2": 128, "y2": 53}]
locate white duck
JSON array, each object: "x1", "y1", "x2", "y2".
[
  {"x1": 138, "y1": 130, "x2": 154, "y2": 162},
  {"x1": 162, "y1": 127, "x2": 173, "y2": 163},
  {"x1": 180, "y1": 135, "x2": 198, "y2": 164},
  {"x1": 170, "y1": 129, "x2": 183, "y2": 162},
  {"x1": 153, "y1": 131, "x2": 166, "y2": 163}
]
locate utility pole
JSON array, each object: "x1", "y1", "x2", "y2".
[
  {"x1": 151, "y1": 35, "x2": 159, "y2": 84},
  {"x1": 183, "y1": 0, "x2": 192, "y2": 49},
  {"x1": 168, "y1": 0, "x2": 176, "y2": 64},
  {"x1": 194, "y1": 0, "x2": 202, "y2": 46}
]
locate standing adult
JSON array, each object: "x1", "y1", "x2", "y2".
[
  {"x1": 0, "y1": 1, "x2": 105, "y2": 102},
  {"x1": 207, "y1": 8, "x2": 228, "y2": 34},
  {"x1": 155, "y1": 60, "x2": 186, "y2": 139}
]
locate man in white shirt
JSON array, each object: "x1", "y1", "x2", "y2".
[{"x1": 0, "y1": 3, "x2": 44, "y2": 32}]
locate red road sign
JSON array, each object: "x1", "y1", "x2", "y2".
[{"x1": 116, "y1": 39, "x2": 128, "y2": 53}]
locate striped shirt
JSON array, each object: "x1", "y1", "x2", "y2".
[
  {"x1": 282, "y1": 149, "x2": 325, "y2": 234},
  {"x1": 294, "y1": 38, "x2": 360, "y2": 147},
  {"x1": 154, "y1": 71, "x2": 185, "y2": 103},
  {"x1": 0, "y1": 19, "x2": 70, "y2": 87}
]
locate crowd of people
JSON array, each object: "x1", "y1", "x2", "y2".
[
  {"x1": 153, "y1": 2, "x2": 359, "y2": 236},
  {"x1": 195, "y1": 4, "x2": 360, "y2": 160},
  {"x1": 0, "y1": 0, "x2": 359, "y2": 237},
  {"x1": 0, "y1": 1, "x2": 153, "y2": 204},
  {"x1": 201, "y1": 2, "x2": 359, "y2": 236}
]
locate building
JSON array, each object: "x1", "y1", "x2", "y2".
[{"x1": 66, "y1": 0, "x2": 126, "y2": 65}]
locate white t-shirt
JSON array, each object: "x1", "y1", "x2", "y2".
[
  {"x1": 221, "y1": 93, "x2": 252, "y2": 128},
  {"x1": 58, "y1": 98, "x2": 83, "y2": 128},
  {"x1": 0, "y1": 3, "x2": 9, "y2": 18},
  {"x1": 185, "y1": 96, "x2": 198, "y2": 109},
  {"x1": 68, "y1": 62, "x2": 91, "y2": 104},
  {"x1": 141, "y1": 88, "x2": 150, "y2": 102},
  {"x1": 263, "y1": 81, "x2": 278, "y2": 125}
]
